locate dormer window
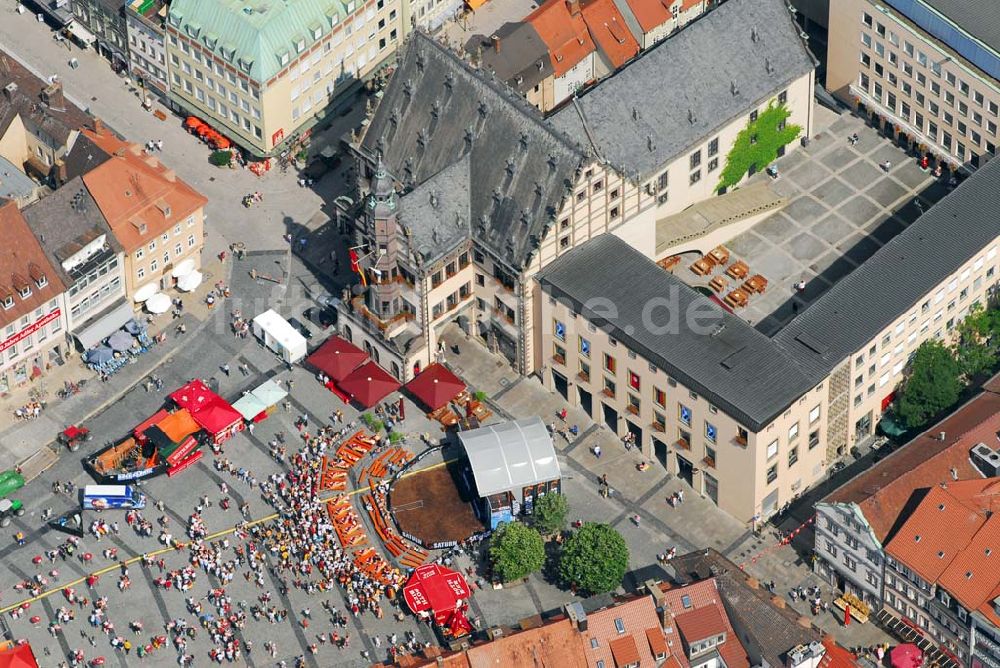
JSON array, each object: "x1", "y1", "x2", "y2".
[
  {"x1": 1, "y1": 295, "x2": 12, "y2": 310},
  {"x1": 34, "y1": 275, "x2": 47, "y2": 289},
  {"x1": 18, "y1": 286, "x2": 31, "y2": 299},
  {"x1": 295, "y1": 38, "x2": 306, "y2": 53},
  {"x1": 279, "y1": 51, "x2": 290, "y2": 66}
]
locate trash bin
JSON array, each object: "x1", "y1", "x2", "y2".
[{"x1": 800, "y1": 136, "x2": 811, "y2": 147}]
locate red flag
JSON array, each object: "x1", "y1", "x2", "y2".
[
  {"x1": 349, "y1": 249, "x2": 360, "y2": 273},
  {"x1": 398, "y1": 397, "x2": 405, "y2": 421},
  {"x1": 844, "y1": 605, "x2": 851, "y2": 626}
]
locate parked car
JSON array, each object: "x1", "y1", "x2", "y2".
[
  {"x1": 303, "y1": 307, "x2": 336, "y2": 329},
  {"x1": 288, "y1": 317, "x2": 313, "y2": 340}
]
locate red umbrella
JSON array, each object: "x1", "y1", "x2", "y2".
[
  {"x1": 403, "y1": 363, "x2": 466, "y2": 412},
  {"x1": 19, "y1": 603, "x2": 29, "y2": 610},
  {"x1": 306, "y1": 336, "x2": 368, "y2": 382},
  {"x1": 29, "y1": 615, "x2": 40, "y2": 624},
  {"x1": 338, "y1": 361, "x2": 400, "y2": 409},
  {"x1": 31, "y1": 556, "x2": 42, "y2": 565}
]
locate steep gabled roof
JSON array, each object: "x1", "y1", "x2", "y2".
[
  {"x1": 549, "y1": 0, "x2": 814, "y2": 179},
  {"x1": 0, "y1": 199, "x2": 67, "y2": 325},
  {"x1": 581, "y1": 0, "x2": 641, "y2": 68},
  {"x1": 363, "y1": 32, "x2": 588, "y2": 270},
  {"x1": 525, "y1": 0, "x2": 597, "y2": 76}
]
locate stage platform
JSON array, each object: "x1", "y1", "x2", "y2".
[{"x1": 390, "y1": 461, "x2": 482, "y2": 546}]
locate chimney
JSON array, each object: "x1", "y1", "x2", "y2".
[
  {"x1": 939, "y1": 431, "x2": 947, "y2": 441},
  {"x1": 162, "y1": 168, "x2": 176, "y2": 182},
  {"x1": 41, "y1": 81, "x2": 65, "y2": 111},
  {"x1": 92, "y1": 118, "x2": 104, "y2": 135},
  {"x1": 566, "y1": 0, "x2": 581, "y2": 16},
  {"x1": 491, "y1": 34, "x2": 500, "y2": 53},
  {"x1": 54, "y1": 159, "x2": 67, "y2": 186},
  {"x1": 2, "y1": 82, "x2": 16, "y2": 100}
]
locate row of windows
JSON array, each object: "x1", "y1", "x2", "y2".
[
  {"x1": 68, "y1": 257, "x2": 120, "y2": 298},
  {"x1": 135, "y1": 236, "x2": 197, "y2": 280},
  {"x1": 430, "y1": 282, "x2": 472, "y2": 320},
  {"x1": 69, "y1": 276, "x2": 122, "y2": 321},
  {"x1": 3, "y1": 301, "x2": 62, "y2": 362}
]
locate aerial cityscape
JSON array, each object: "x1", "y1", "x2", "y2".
[{"x1": 0, "y1": 0, "x2": 996, "y2": 665}]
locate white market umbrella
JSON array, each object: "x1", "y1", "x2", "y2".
[
  {"x1": 145, "y1": 292, "x2": 171, "y2": 314},
  {"x1": 133, "y1": 282, "x2": 158, "y2": 303},
  {"x1": 176, "y1": 270, "x2": 203, "y2": 292},
  {"x1": 171, "y1": 258, "x2": 196, "y2": 278}
]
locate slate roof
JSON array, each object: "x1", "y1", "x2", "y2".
[
  {"x1": 60, "y1": 131, "x2": 112, "y2": 184},
  {"x1": 910, "y1": 0, "x2": 1000, "y2": 55},
  {"x1": 478, "y1": 22, "x2": 554, "y2": 93},
  {"x1": 0, "y1": 155, "x2": 36, "y2": 201},
  {"x1": 775, "y1": 150, "x2": 1000, "y2": 383},
  {"x1": 671, "y1": 550, "x2": 822, "y2": 668},
  {"x1": 167, "y1": 0, "x2": 347, "y2": 83},
  {"x1": 363, "y1": 32, "x2": 588, "y2": 270},
  {"x1": 0, "y1": 52, "x2": 91, "y2": 148},
  {"x1": 397, "y1": 155, "x2": 471, "y2": 267},
  {"x1": 549, "y1": 0, "x2": 814, "y2": 179},
  {"x1": 536, "y1": 234, "x2": 815, "y2": 431},
  {"x1": 22, "y1": 177, "x2": 122, "y2": 286}
]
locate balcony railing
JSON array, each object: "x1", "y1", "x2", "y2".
[
  {"x1": 734, "y1": 433, "x2": 748, "y2": 447},
  {"x1": 703, "y1": 456, "x2": 716, "y2": 469},
  {"x1": 350, "y1": 295, "x2": 415, "y2": 333}
]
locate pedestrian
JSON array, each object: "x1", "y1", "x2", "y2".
[
  {"x1": 247, "y1": 422, "x2": 255, "y2": 435},
  {"x1": 283, "y1": 400, "x2": 291, "y2": 413},
  {"x1": 241, "y1": 363, "x2": 250, "y2": 376},
  {"x1": 593, "y1": 445, "x2": 601, "y2": 459},
  {"x1": 222, "y1": 363, "x2": 231, "y2": 376},
  {"x1": 156, "y1": 139, "x2": 163, "y2": 151}
]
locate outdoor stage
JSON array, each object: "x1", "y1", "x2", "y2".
[{"x1": 390, "y1": 461, "x2": 482, "y2": 548}]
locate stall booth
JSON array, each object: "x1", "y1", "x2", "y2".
[
  {"x1": 170, "y1": 379, "x2": 244, "y2": 447},
  {"x1": 403, "y1": 563, "x2": 474, "y2": 640},
  {"x1": 231, "y1": 379, "x2": 288, "y2": 423},
  {"x1": 252, "y1": 310, "x2": 307, "y2": 364},
  {"x1": 458, "y1": 416, "x2": 562, "y2": 528},
  {"x1": 86, "y1": 407, "x2": 202, "y2": 483}
]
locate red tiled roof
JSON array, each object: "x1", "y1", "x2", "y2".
[
  {"x1": 658, "y1": 578, "x2": 749, "y2": 668},
  {"x1": 674, "y1": 605, "x2": 726, "y2": 644},
  {"x1": 610, "y1": 636, "x2": 641, "y2": 668},
  {"x1": 819, "y1": 638, "x2": 861, "y2": 668},
  {"x1": 81, "y1": 126, "x2": 207, "y2": 254},
  {"x1": 824, "y1": 389, "x2": 1000, "y2": 542},
  {"x1": 885, "y1": 484, "x2": 989, "y2": 584},
  {"x1": 581, "y1": 0, "x2": 640, "y2": 68},
  {"x1": 466, "y1": 618, "x2": 587, "y2": 668},
  {"x1": 0, "y1": 200, "x2": 66, "y2": 327},
  {"x1": 622, "y1": 0, "x2": 671, "y2": 33},
  {"x1": 937, "y1": 490, "x2": 1000, "y2": 611},
  {"x1": 583, "y1": 596, "x2": 672, "y2": 668},
  {"x1": 526, "y1": 0, "x2": 596, "y2": 77},
  {"x1": 645, "y1": 627, "x2": 668, "y2": 659}
]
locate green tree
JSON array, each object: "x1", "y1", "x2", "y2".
[
  {"x1": 532, "y1": 493, "x2": 568, "y2": 535},
  {"x1": 898, "y1": 340, "x2": 963, "y2": 429},
  {"x1": 716, "y1": 103, "x2": 801, "y2": 192},
  {"x1": 559, "y1": 522, "x2": 629, "y2": 595},
  {"x1": 953, "y1": 303, "x2": 1000, "y2": 381},
  {"x1": 209, "y1": 150, "x2": 232, "y2": 167},
  {"x1": 489, "y1": 521, "x2": 545, "y2": 583}
]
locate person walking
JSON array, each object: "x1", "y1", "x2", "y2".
[
  {"x1": 593, "y1": 445, "x2": 602, "y2": 459},
  {"x1": 221, "y1": 363, "x2": 231, "y2": 377}
]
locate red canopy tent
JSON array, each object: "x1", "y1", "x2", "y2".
[
  {"x1": 337, "y1": 361, "x2": 399, "y2": 408},
  {"x1": 307, "y1": 336, "x2": 369, "y2": 382},
  {"x1": 170, "y1": 379, "x2": 243, "y2": 445},
  {"x1": 170, "y1": 379, "x2": 218, "y2": 413},
  {"x1": 403, "y1": 363, "x2": 466, "y2": 412},
  {"x1": 0, "y1": 642, "x2": 39, "y2": 668},
  {"x1": 403, "y1": 564, "x2": 473, "y2": 637}
]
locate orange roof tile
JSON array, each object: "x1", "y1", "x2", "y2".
[
  {"x1": 526, "y1": 0, "x2": 597, "y2": 77},
  {"x1": 0, "y1": 200, "x2": 66, "y2": 326},
  {"x1": 645, "y1": 627, "x2": 668, "y2": 659},
  {"x1": 680, "y1": 0, "x2": 703, "y2": 12},
  {"x1": 610, "y1": 635, "x2": 642, "y2": 668},
  {"x1": 622, "y1": 0, "x2": 671, "y2": 33},
  {"x1": 583, "y1": 596, "x2": 673, "y2": 668},
  {"x1": 819, "y1": 638, "x2": 861, "y2": 668},
  {"x1": 825, "y1": 391, "x2": 1000, "y2": 542},
  {"x1": 81, "y1": 127, "x2": 207, "y2": 254},
  {"x1": 885, "y1": 485, "x2": 987, "y2": 584},
  {"x1": 466, "y1": 618, "x2": 587, "y2": 668},
  {"x1": 659, "y1": 578, "x2": 750, "y2": 668},
  {"x1": 674, "y1": 605, "x2": 726, "y2": 644},
  {"x1": 581, "y1": 0, "x2": 640, "y2": 68},
  {"x1": 937, "y1": 495, "x2": 1000, "y2": 611}
]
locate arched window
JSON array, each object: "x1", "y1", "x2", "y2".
[{"x1": 342, "y1": 325, "x2": 353, "y2": 342}]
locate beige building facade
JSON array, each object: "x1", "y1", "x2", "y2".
[
  {"x1": 826, "y1": 0, "x2": 1000, "y2": 171},
  {"x1": 166, "y1": 0, "x2": 405, "y2": 157}
]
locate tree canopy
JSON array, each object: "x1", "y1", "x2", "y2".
[
  {"x1": 898, "y1": 340, "x2": 963, "y2": 429},
  {"x1": 532, "y1": 493, "x2": 568, "y2": 535},
  {"x1": 559, "y1": 522, "x2": 629, "y2": 595},
  {"x1": 489, "y1": 521, "x2": 545, "y2": 583}
]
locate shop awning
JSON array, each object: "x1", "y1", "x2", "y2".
[
  {"x1": 404, "y1": 363, "x2": 466, "y2": 412},
  {"x1": 307, "y1": 335, "x2": 368, "y2": 382},
  {"x1": 338, "y1": 361, "x2": 399, "y2": 408},
  {"x1": 73, "y1": 300, "x2": 133, "y2": 350},
  {"x1": 65, "y1": 19, "x2": 96, "y2": 45}
]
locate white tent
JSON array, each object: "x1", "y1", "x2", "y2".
[
  {"x1": 458, "y1": 416, "x2": 561, "y2": 498},
  {"x1": 171, "y1": 258, "x2": 196, "y2": 278},
  {"x1": 251, "y1": 309, "x2": 307, "y2": 363}
]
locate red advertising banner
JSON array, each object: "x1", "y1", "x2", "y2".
[
  {"x1": 167, "y1": 448, "x2": 203, "y2": 477},
  {"x1": 165, "y1": 436, "x2": 199, "y2": 467},
  {"x1": 0, "y1": 309, "x2": 61, "y2": 354}
]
